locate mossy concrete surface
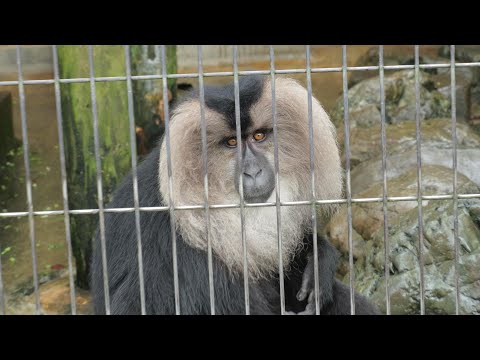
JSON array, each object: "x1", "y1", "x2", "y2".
[{"x1": 58, "y1": 45, "x2": 135, "y2": 288}]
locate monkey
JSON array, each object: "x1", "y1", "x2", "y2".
[
  {"x1": 288, "y1": 251, "x2": 379, "y2": 315},
  {"x1": 91, "y1": 75, "x2": 379, "y2": 315}
]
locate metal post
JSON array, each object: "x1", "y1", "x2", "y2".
[
  {"x1": 378, "y1": 46, "x2": 391, "y2": 315},
  {"x1": 341, "y1": 45, "x2": 355, "y2": 315},
  {"x1": 16, "y1": 45, "x2": 41, "y2": 314},
  {"x1": 124, "y1": 45, "x2": 147, "y2": 315},
  {"x1": 232, "y1": 45, "x2": 250, "y2": 315},
  {"x1": 87, "y1": 45, "x2": 111, "y2": 315},
  {"x1": 52, "y1": 45, "x2": 77, "y2": 315}
]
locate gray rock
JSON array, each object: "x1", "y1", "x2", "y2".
[
  {"x1": 349, "y1": 46, "x2": 479, "y2": 87},
  {"x1": 348, "y1": 46, "x2": 415, "y2": 87},
  {"x1": 436, "y1": 68, "x2": 478, "y2": 121},
  {"x1": 438, "y1": 45, "x2": 480, "y2": 63},
  {"x1": 326, "y1": 166, "x2": 480, "y2": 314},
  {"x1": 336, "y1": 118, "x2": 480, "y2": 191},
  {"x1": 366, "y1": 199, "x2": 480, "y2": 315},
  {"x1": 331, "y1": 70, "x2": 452, "y2": 128},
  {"x1": 326, "y1": 49, "x2": 480, "y2": 314},
  {"x1": 471, "y1": 83, "x2": 480, "y2": 130},
  {"x1": 350, "y1": 148, "x2": 480, "y2": 193}
]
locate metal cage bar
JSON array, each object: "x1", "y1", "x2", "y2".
[
  {"x1": 197, "y1": 45, "x2": 216, "y2": 315},
  {"x1": 2, "y1": 62, "x2": 480, "y2": 87},
  {"x1": 124, "y1": 45, "x2": 147, "y2": 315},
  {"x1": 2, "y1": 45, "x2": 480, "y2": 316},
  {"x1": 160, "y1": 45, "x2": 181, "y2": 315},
  {"x1": 87, "y1": 45, "x2": 111, "y2": 314},
  {"x1": 378, "y1": 46, "x2": 391, "y2": 315},
  {"x1": 450, "y1": 45, "x2": 461, "y2": 315},
  {"x1": 269, "y1": 45, "x2": 286, "y2": 315},
  {"x1": 1, "y1": 193, "x2": 480, "y2": 218},
  {"x1": 306, "y1": 45, "x2": 321, "y2": 315},
  {"x1": 232, "y1": 45, "x2": 250, "y2": 315},
  {"x1": 414, "y1": 45, "x2": 426, "y2": 315},
  {"x1": 16, "y1": 45, "x2": 41, "y2": 314},
  {"x1": 341, "y1": 45, "x2": 356, "y2": 315},
  {"x1": 52, "y1": 45, "x2": 77, "y2": 315},
  {"x1": 0, "y1": 227, "x2": 4, "y2": 314}
]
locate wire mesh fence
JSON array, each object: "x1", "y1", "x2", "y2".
[{"x1": 0, "y1": 45, "x2": 479, "y2": 315}]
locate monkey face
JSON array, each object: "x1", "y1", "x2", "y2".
[
  {"x1": 158, "y1": 76, "x2": 343, "y2": 278},
  {"x1": 237, "y1": 137, "x2": 276, "y2": 203},
  {"x1": 159, "y1": 75, "x2": 342, "y2": 209},
  {"x1": 221, "y1": 129, "x2": 275, "y2": 203}
]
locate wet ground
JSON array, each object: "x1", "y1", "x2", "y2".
[{"x1": 0, "y1": 45, "x2": 442, "y2": 314}]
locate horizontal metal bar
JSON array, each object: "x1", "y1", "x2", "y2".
[
  {"x1": 2, "y1": 62, "x2": 479, "y2": 87},
  {"x1": 1, "y1": 193, "x2": 479, "y2": 218}
]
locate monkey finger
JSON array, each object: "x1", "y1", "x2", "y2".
[
  {"x1": 298, "y1": 291, "x2": 318, "y2": 315},
  {"x1": 296, "y1": 261, "x2": 314, "y2": 301},
  {"x1": 296, "y1": 288, "x2": 309, "y2": 302}
]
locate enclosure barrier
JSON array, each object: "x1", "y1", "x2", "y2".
[{"x1": 0, "y1": 45, "x2": 479, "y2": 315}]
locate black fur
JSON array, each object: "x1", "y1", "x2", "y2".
[
  {"x1": 176, "y1": 75, "x2": 265, "y2": 135},
  {"x1": 92, "y1": 149, "x2": 279, "y2": 314},
  {"x1": 91, "y1": 147, "x2": 379, "y2": 315},
  {"x1": 321, "y1": 280, "x2": 380, "y2": 315},
  {"x1": 91, "y1": 77, "x2": 379, "y2": 315}
]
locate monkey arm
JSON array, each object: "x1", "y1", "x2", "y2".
[
  {"x1": 294, "y1": 235, "x2": 339, "y2": 314},
  {"x1": 293, "y1": 235, "x2": 380, "y2": 315}
]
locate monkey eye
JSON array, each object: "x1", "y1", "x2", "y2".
[
  {"x1": 253, "y1": 132, "x2": 266, "y2": 142},
  {"x1": 225, "y1": 137, "x2": 238, "y2": 147}
]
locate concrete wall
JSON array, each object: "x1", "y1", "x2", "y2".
[
  {"x1": 0, "y1": 45, "x2": 54, "y2": 76},
  {"x1": 0, "y1": 45, "x2": 310, "y2": 76}
]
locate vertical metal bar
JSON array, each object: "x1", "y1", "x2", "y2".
[
  {"x1": 414, "y1": 45, "x2": 426, "y2": 315},
  {"x1": 305, "y1": 45, "x2": 321, "y2": 315},
  {"x1": 52, "y1": 45, "x2": 77, "y2": 315},
  {"x1": 0, "y1": 233, "x2": 4, "y2": 314},
  {"x1": 124, "y1": 45, "x2": 146, "y2": 315},
  {"x1": 16, "y1": 45, "x2": 41, "y2": 314},
  {"x1": 87, "y1": 45, "x2": 111, "y2": 315},
  {"x1": 450, "y1": 45, "x2": 460, "y2": 315},
  {"x1": 197, "y1": 45, "x2": 216, "y2": 315},
  {"x1": 160, "y1": 45, "x2": 181, "y2": 315},
  {"x1": 378, "y1": 46, "x2": 391, "y2": 315},
  {"x1": 269, "y1": 45, "x2": 286, "y2": 315},
  {"x1": 341, "y1": 45, "x2": 355, "y2": 315},
  {"x1": 232, "y1": 45, "x2": 250, "y2": 315}
]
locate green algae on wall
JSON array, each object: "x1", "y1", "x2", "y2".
[
  {"x1": 58, "y1": 45, "x2": 132, "y2": 289},
  {"x1": 58, "y1": 45, "x2": 177, "y2": 289}
]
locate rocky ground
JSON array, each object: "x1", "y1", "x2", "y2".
[{"x1": 325, "y1": 45, "x2": 480, "y2": 314}]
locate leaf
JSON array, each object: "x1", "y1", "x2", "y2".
[{"x1": 1, "y1": 246, "x2": 12, "y2": 255}]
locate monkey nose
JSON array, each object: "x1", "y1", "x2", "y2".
[{"x1": 243, "y1": 168, "x2": 262, "y2": 180}]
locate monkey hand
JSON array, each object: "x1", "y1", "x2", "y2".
[
  {"x1": 295, "y1": 237, "x2": 339, "y2": 315},
  {"x1": 295, "y1": 253, "x2": 320, "y2": 315},
  {"x1": 282, "y1": 257, "x2": 326, "y2": 315}
]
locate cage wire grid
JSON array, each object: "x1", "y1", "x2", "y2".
[{"x1": 0, "y1": 45, "x2": 479, "y2": 315}]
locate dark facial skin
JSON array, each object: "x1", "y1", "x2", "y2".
[{"x1": 228, "y1": 130, "x2": 275, "y2": 203}]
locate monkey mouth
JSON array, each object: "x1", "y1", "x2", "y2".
[{"x1": 242, "y1": 188, "x2": 274, "y2": 203}]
